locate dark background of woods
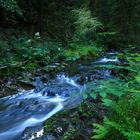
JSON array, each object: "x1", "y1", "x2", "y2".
[
  {"x1": 0, "y1": 0, "x2": 140, "y2": 45},
  {"x1": 0, "y1": 0, "x2": 140, "y2": 75}
]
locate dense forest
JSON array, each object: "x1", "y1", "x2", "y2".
[
  {"x1": 0, "y1": 0, "x2": 140, "y2": 140},
  {"x1": 0, "y1": 0, "x2": 140, "y2": 67}
]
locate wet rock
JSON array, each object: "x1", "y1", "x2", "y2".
[
  {"x1": 55, "y1": 126, "x2": 63, "y2": 135},
  {"x1": 41, "y1": 75, "x2": 50, "y2": 83},
  {"x1": 47, "y1": 90, "x2": 56, "y2": 97},
  {"x1": 33, "y1": 77, "x2": 46, "y2": 92},
  {"x1": 0, "y1": 51, "x2": 124, "y2": 140},
  {"x1": 43, "y1": 99, "x2": 107, "y2": 140},
  {"x1": 46, "y1": 135, "x2": 56, "y2": 140},
  {"x1": 22, "y1": 126, "x2": 44, "y2": 140},
  {"x1": 0, "y1": 84, "x2": 17, "y2": 98},
  {"x1": 76, "y1": 69, "x2": 112, "y2": 85},
  {"x1": 16, "y1": 80, "x2": 35, "y2": 90}
]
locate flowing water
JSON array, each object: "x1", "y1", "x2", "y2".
[{"x1": 0, "y1": 52, "x2": 121, "y2": 140}]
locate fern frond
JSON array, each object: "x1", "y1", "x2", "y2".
[{"x1": 92, "y1": 124, "x2": 108, "y2": 139}]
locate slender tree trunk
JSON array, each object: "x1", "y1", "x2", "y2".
[{"x1": 37, "y1": 0, "x2": 44, "y2": 34}]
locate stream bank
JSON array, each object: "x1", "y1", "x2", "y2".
[
  {"x1": 43, "y1": 51, "x2": 140, "y2": 140},
  {"x1": 0, "y1": 50, "x2": 129, "y2": 140},
  {"x1": 0, "y1": 51, "x2": 123, "y2": 139},
  {"x1": 0, "y1": 40, "x2": 103, "y2": 98}
]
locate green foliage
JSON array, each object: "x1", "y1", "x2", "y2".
[
  {"x1": 72, "y1": 8, "x2": 103, "y2": 40},
  {"x1": 93, "y1": 92, "x2": 140, "y2": 140},
  {"x1": 135, "y1": 72, "x2": 140, "y2": 83},
  {"x1": 62, "y1": 128, "x2": 76, "y2": 140},
  {"x1": 92, "y1": 57, "x2": 140, "y2": 140},
  {"x1": 84, "y1": 79, "x2": 126, "y2": 100},
  {"x1": 0, "y1": 0, "x2": 22, "y2": 15},
  {"x1": 64, "y1": 42, "x2": 102, "y2": 61},
  {"x1": 96, "y1": 32, "x2": 123, "y2": 48},
  {"x1": 0, "y1": 36, "x2": 102, "y2": 77},
  {"x1": 92, "y1": 124, "x2": 108, "y2": 139},
  {"x1": 0, "y1": 37, "x2": 64, "y2": 65},
  {"x1": 0, "y1": 0, "x2": 139, "y2": 46}
]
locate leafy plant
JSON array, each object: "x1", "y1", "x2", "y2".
[
  {"x1": 0, "y1": 0, "x2": 22, "y2": 15},
  {"x1": 92, "y1": 124, "x2": 108, "y2": 139},
  {"x1": 72, "y1": 8, "x2": 103, "y2": 40},
  {"x1": 64, "y1": 42, "x2": 101, "y2": 61},
  {"x1": 83, "y1": 79, "x2": 126, "y2": 100},
  {"x1": 93, "y1": 92, "x2": 140, "y2": 140},
  {"x1": 62, "y1": 128, "x2": 76, "y2": 140},
  {"x1": 92, "y1": 58, "x2": 140, "y2": 140}
]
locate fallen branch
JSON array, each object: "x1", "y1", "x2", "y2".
[{"x1": 0, "y1": 61, "x2": 28, "y2": 71}]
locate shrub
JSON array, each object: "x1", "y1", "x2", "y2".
[{"x1": 72, "y1": 8, "x2": 103, "y2": 41}]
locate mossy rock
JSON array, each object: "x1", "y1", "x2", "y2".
[{"x1": 44, "y1": 99, "x2": 106, "y2": 140}]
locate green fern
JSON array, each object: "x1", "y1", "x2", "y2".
[
  {"x1": 105, "y1": 120, "x2": 140, "y2": 140},
  {"x1": 102, "y1": 99, "x2": 116, "y2": 108},
  {"x1": 92, "y1": 124, "x2": 108, "y2": 139},
  {"x1": 92, "y1": 63, "x2": 140, "y2": 140}
]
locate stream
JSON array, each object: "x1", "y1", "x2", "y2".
[{"x1": 0, "y1": 52, "x2": 121, "y2": 140}]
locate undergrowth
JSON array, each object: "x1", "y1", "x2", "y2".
[
  {"x1": 92, "y1": 53, "x2": 140, "y2": 140},
  {"x1": 0, "y1": 37, "x2": 102, "y2": 78}
]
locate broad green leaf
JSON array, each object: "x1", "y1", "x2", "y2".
[
  {"x1": 90, "y1": 93, "x2": 97, "y2": 99},
  {"x1": 83, "y1": 93, "x2": 88, "y2": 99},
  {"x1": 102, "y1": 99, "x2": 114, "y2": 107},
  {"x1": 99, "y1": 92, "x2": 107, "y2": 98}
]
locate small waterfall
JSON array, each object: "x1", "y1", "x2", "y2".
[
  {"x1": 0, "y1": 95, "x2": 65, "y2": 140},
  {"x1": 57, "y1": 74, "x2": 86, "y2": 95},
  {"x1": 0, "y1": 74, "x2": 84, "y2": 139},
  {"x1": 0, "y1": 103, "x2": 63, "y2": 140},
  {"x1": 97, "y1": 57, "x2": 119, "y2": 63},
  {"x1": 57, "y1": 74, "x2": 81, "y2": 89}
]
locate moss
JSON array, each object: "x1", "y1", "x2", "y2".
[
  {"x1": 44, "y1": 119, "x2": 56, "y2": 134},
  {"x1": 64, "y1": 43, "x2": 103, "y2": 61},
  {"x1": 61, "y1": 128, "x2": 76, "y2": 140}
]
